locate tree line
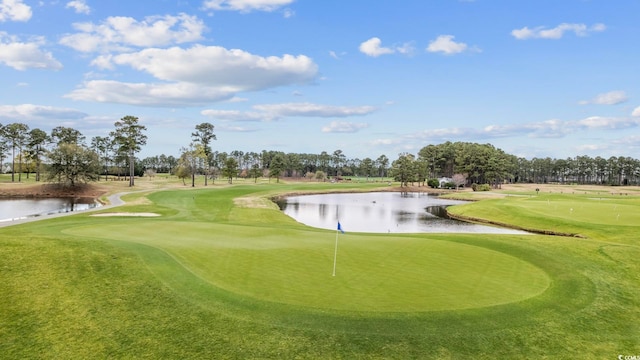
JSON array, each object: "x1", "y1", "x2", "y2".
[
  {"x1": 2, "y1": 119, "x2": 639, "y2": 188},
  {"x1": 389, "y1": 141, "x2": 640, "y2": 187},
  {"x1": 0, "y1": 116, "x2": 146, "y2": 187}
]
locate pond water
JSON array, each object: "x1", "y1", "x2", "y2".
[
  {"x1": 280, "y1": 192, "x2": 529, "y2": 234},
  {"x1": 0, "y1": 198, "x2": 100, "y2": 223}
]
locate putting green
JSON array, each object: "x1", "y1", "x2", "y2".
[{"x1": 68, "y1": 220, "x2": 550, "y2": 312}]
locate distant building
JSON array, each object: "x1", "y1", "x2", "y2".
[{"x1": 438, "y1": 177, "x2": 453, "y2": 188}]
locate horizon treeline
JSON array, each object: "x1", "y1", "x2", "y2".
[{"x1": 1, "y1": 120, "x2": 639, "y2": 186}]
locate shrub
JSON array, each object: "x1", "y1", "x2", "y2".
[
  {"x1": 427, "y1": 178, "x2": 439, "y2": 188},
  {"x1": 472, "y1": 183, "x2": 491, "y2": 191}
]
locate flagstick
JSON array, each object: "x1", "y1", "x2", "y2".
[{"x1": 332, "y1": 229, "x2": 339, "y2": 277}]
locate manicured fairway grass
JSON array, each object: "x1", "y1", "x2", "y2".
[{"x1": 1, "y1": 182, "x2": 639, "y2": 358}]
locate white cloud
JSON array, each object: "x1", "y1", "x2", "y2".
[
  {"x1": 511, "y1": 23, "x2": 606, "y2": 40},
  {"x1": 479, "y1": 117, "x2": 638, "y2": 139},
  {"x1": 396, "y1": 42, "x2": 416, "y2": 56},
  {"x1": 59, "y1": 13, "x2": 206, "y2": 52},
  {"x1": 426, "y1": 35, "x2": 470, "y2": 55},
  {"x1": 201, "y1": 109, "x2": 273, "y2": 122},
  {"x1": 0, "y1": 0, "x2": 32, "y2": 22},
  {"x1": 359, "y1": 37, "x2": 395, "y2": 57},
  {"x1": 227, "y1": 96, "x2": 248, "y2": 103},
  {"x1": 574, "y1": 116, "x2": 639, "y2": 130},
  {"x1": 0, "y1": 34, "x2": 62, "y2": 70},
  {"x1": 64, "y1": 80, "x2": 236, "y2": 107},
  {"x1": 201, "y1": 102, "x2": 377, "y2": 122},
  {"x1": 358, "y1": 38, "x2": 415, "y2": 57},
  {"x1": 216, "y1": 124, "x2": 258, "y2": 132},
  {"x1": 282, "y1": 8, "x2": 294, "y2": 18},
  {"x1": 253, "y1": 102, "x2": 376, "y2": 117},
  {"x1": 370, "y1": 138, "x2": 402, "y2": 146},
  {"x1": 66, "y1": 0, "x2": 90, "y2": 14},
  {"x1": 383, "y1": 116, "x2": 640, "y2": 148},
  {"x1": 321, "y1": 121, "x2": 369, "y2": 133},
  {"x1": 67, "y1": 46, "x2": 318, "y2": 106},
  {"x1": 98, "y1": 45, "x2": 317, "y2": 89},
  {"x1": 633, "y1": 106, "x2": 640, "y2": 117},
  {"x1": 579, "y1": 90, "x2": 629, "y2": 105},
  {"x1": 0, "y1": 104, "x2": 87, "y2": 120},
  {"x1": 202, "y1": 0, "x2": 294, "y2": 12}
]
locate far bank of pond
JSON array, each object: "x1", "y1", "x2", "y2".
[{"x1": 278, "y1": 191, "x2": 529, "y2": 234}]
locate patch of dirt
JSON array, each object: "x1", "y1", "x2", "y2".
[
  {"x1": 234, "y1": 196, "x2": 278, "y2": 209},
  {"x1": 0, "y1": 183, "x2": 108, "y2": 199}
]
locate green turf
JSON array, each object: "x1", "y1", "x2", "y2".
[{"x1": 1, "y1": 182, "x2": 639, "y2": 359}]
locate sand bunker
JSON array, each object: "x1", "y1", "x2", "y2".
[{"x1": 91, "y1": 212, "x2": 160, "y2": 217}]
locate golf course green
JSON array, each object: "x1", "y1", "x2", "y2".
[{"x1": 1, "y1": 181, "x2": 639, "y2": 359}]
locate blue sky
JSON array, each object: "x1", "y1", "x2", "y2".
[{"x1": 1, "y1": 0, "x2": 639, "y2": 160}]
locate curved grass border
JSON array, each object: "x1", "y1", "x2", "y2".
[
  {"x1": 102, "y1": 232, "x2": 594, "y2": 336},
  {"x1": 82, "y1": 184, "x2": 597, "y2": 336}
]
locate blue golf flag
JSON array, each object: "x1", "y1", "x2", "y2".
[{"x1": 337, "y1": 222, "x2": 345, "y2": 233}]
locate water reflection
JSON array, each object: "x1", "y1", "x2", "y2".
[
  {"x1": 0, "y1": 198, "x2": 100, "y2": 222},
  {"x1": 280, "y1": 192, "x2": 528, "y2": 234}
]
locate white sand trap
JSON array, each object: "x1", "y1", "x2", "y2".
[{"x1": 91, "y1": 212, "x2": 160, "y2": 217}]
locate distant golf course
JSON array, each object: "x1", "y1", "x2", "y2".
[{"x1": 1, "y1": 180, "x2": 639, "y2": 359}]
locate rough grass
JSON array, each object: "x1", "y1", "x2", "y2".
[{"x1": 1, "y1": 181, "x2": 639, "y2": 359}]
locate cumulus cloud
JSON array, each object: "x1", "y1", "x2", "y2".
[
  {"x1": 59, "y1": 13, "x2": 206, "y2": 52},
  {"x1": 66, "y1": 0, "x2": 90, "y2": 14},
  {"x1": 0, "y1": 0, "x2": 32, "y2": 22},
  {"x1": 64, "y1": 80, "x2": 237, "y2": 107},
  {"x1": 322, "y1": 121, "x2": 369, "y2": 133},
  {"x1": 67, "y1": 45, "x2": 318, "y2": 106},
  {"x1": 511, "y1": 23, "x2": 606, "y2": 40},
  {"x1": 579, "y1": 90, "x2": 628, "y2": 105},
  {"x1": 0, "y1": 104, "x2": 87, "y2": 120},
  {"x1": 101, "y1": 46, "x2": 317, "y2": 89},
  {"x1": 358, "y1": 37, "x2": 415, "y2": 57},
  {"x1": 202, "y1": 0, "x2": 294, "y2": 12},
  {"x1": 633, "y1": 106, "x2": 640, "y2": 117},
  {"x1": 0, "y1": 33, "x2": 63, "y2": 70},
  {"x1": 359, "y1": 37, "x2": 395, "y2": 57},
  {"x1": 426, "y1": 35, "x2": 472, "y2": 55}
]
